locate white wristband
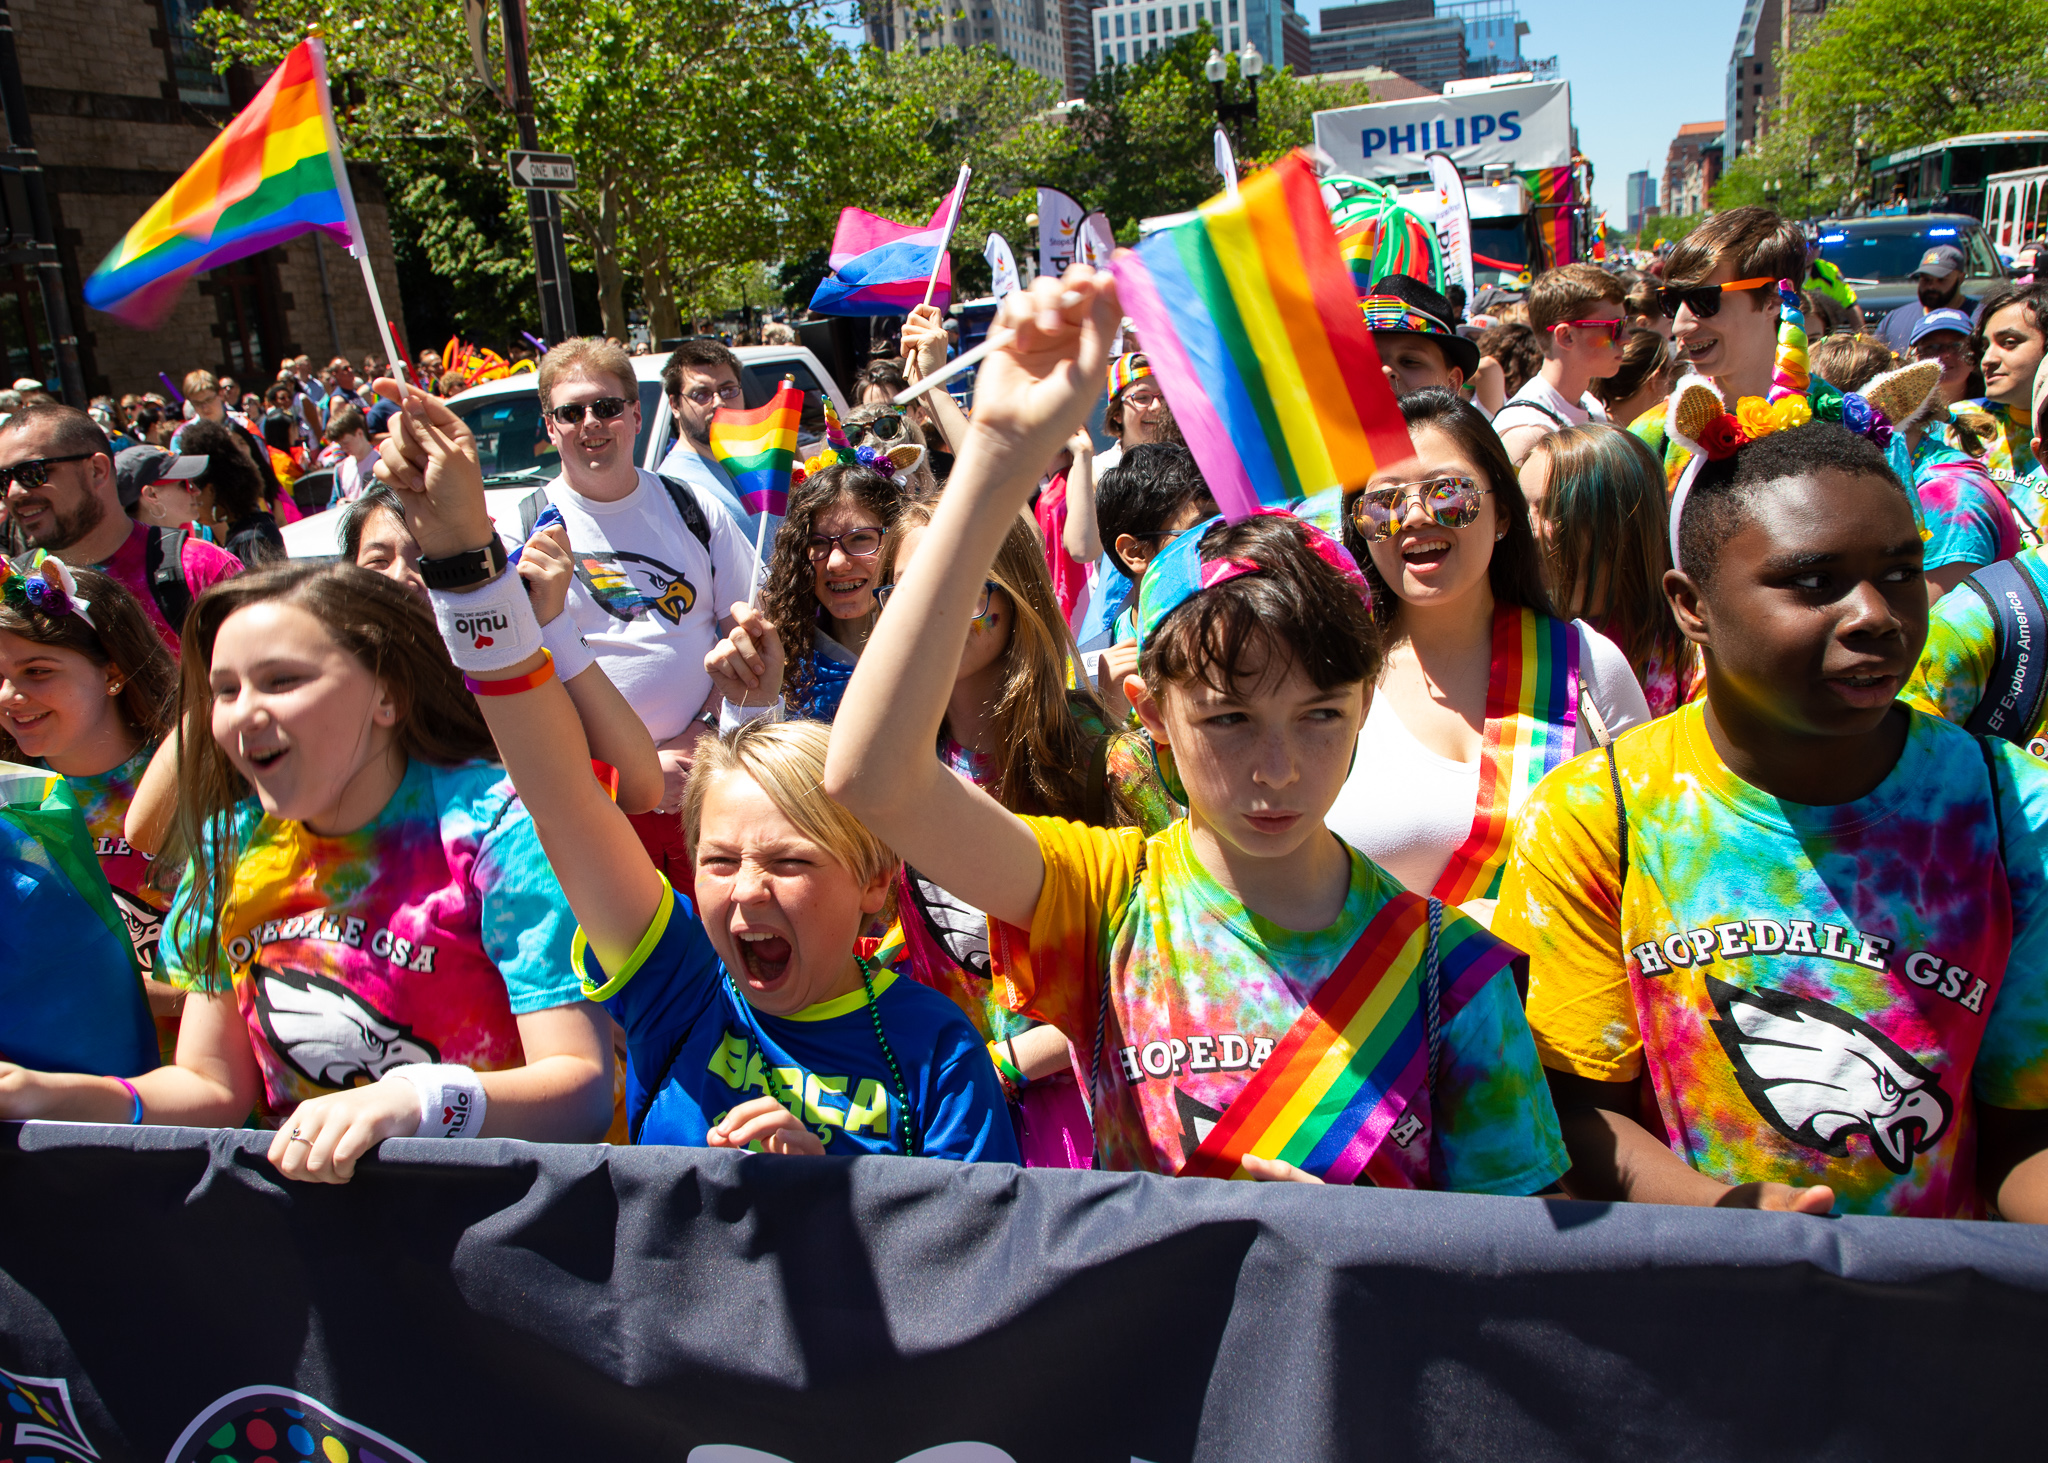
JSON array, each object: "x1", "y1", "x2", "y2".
[
  {"x1": 720, "y1": 697, "x2": 784, "y2": 734},
  {"x1": 384, "y1": 1063, "x2": 487, "y2": 1138},
  {"x1": 430, "y1": 569, "x2": 543, "y2": 673},
  {"x1": 540, "y1": 610, "x2": 596, "y2": 683}
]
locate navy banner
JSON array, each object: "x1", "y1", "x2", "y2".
[{"x1": 2, "y1": 1121, "x2": 2045, "y2": 1461}]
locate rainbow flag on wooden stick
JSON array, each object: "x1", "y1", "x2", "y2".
[
  {"x1": 84, "y1": 39, "x2": 362, "y2": 329},
  {"x1": 709, "y1": 382, "x2": 802, "y2": 516},
  {"x1": 1110, "y1": 152, "x2": 1414, "y2": 522}
]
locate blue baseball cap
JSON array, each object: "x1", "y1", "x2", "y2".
[{"x1": 1910, "y1": 307, "x2": 1975, "y2": 345}]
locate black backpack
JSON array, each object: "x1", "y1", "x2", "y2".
[
  {"x1": 142, "y1": 526, "x2": 195, "y2": 635},
  {"x1": 516, "y1": 475, "x2": 711, "y2": 553},
  {"x1": 1959, "y1": 557, "x2": 2048, "y2": 748}
]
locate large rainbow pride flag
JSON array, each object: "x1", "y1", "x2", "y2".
[
  {"x1": 708, "y1": 382, "x2": 803, "y2": 516},
  {"x1": 1110, "y1": 152, "x2": 1414, "y2": 521},
  {"x1": 84, "y1": 38, "x2": 357, "y2": 328}
]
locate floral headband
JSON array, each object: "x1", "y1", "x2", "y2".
[
  {"x1": 1132, "y1": 508, "x2": 1371, "y2": 655},
  {"x1": 0, "y1": 552, "x2": 93, "y2": 628},
  {"x1": 792, "y1": 400, "x2": 926, "y2": 486}
]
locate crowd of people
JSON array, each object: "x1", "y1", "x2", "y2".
[{"x1": 5, "y1": 200, "x2": 2048, "y2": 1224}]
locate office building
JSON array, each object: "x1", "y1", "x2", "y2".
[
  {"x1": 1665, "y1": 122, "x2": 1725, "y2": 216},
  {"x1": 1626, "y1": 170, "x2": 1657, "y2": 232},
  {"x1": 1310, "y1": 1, "x2": 1466, "y2": 90},
  {"x1": 866, "y1": 0, "x2": 1068, "y2": 91}
]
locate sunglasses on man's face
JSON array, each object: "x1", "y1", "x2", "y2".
[
  {"x1": 547, "y1": 396, "x2": 629, "y2": 426},
  {"x1": 0, "y1": 452, "x2": 94, "y2": 492},
  {"x1": 1655, "y1": 276, "x2": 1776, "y2": 320},
  {"x1": 1551, "y1": 317, "x2": 1626, "y2": 345},
  {"x1": 1350, "y1": 474, "x2": 1486, "y2": 542}
]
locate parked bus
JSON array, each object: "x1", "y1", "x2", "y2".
[
  {"x1": 1868, "y1": 131, "x2": 2048, "y2": 220},
  {"x1": 1984, "y1": 165, "x2": 2048, "y2": 260}
]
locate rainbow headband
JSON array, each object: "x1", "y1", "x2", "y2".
[
  {"x1": 1133, "y1": 508, "x2": 1369, "y2": 654},
  {"x1": 1106, "y1": 352, "x2": 1152, "y2": 399},
  {"x1": 0, "y1": 553, "x2": 93, "y2": 628}
]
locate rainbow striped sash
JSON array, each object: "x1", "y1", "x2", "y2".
[
  {"x1": 1431, "y1": 605, "x2": 1580, "y2": 907},
  {"x1": 1178, "y1": 893, "x2": 1519, "y2": 1185}
]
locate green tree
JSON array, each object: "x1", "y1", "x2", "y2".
[{"x1": 1717, "y1": 0, "x2": 2048, "y2": 215}]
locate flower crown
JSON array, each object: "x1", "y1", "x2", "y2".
[
  {"x1": 0, "y1": 552, "x2": 93, "y2": 628},
  {"x1": 791, "y1": 401, "x2": 925, "y2": 486}
]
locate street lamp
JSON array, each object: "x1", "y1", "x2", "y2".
[{"x1": 1206, "y1": 44, "x2": 1261, "y2": 141}]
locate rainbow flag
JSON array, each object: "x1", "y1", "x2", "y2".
[
  {"x1": 1430, "y1": 606, "x2": 1580, "y2": 906},
  {"x1": 84, "y1": 39, "x2": 356, "y2": 328},
  {"x1": 1178, "y1": 892, "x2": 1518, "y2": 1184},
  {"x1": 1110, "y1": 151, "x2": 1414, "y2": 522},
  {"x1": 709, "y1": 382, "x2": 802, "y2": 516}
]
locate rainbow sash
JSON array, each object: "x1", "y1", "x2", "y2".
[
  {"x1": 1431, "y1": 605, "x2": 1580, "y2": 906},
  {"x1": 1178, "y1": 892, "x2": 1519, "y2": 1184}
]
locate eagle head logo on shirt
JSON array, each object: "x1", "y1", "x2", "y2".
[
  {"x1": 1706, "y1": 976, "x2": 1953, "y2": 1175},
  {"x1": 253, "y1": 963, "x2": 440, "y2": 1089}
]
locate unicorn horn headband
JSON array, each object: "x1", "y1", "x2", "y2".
[{"x1": 0, "y1": 552, "x2": 93, "y2": 628}]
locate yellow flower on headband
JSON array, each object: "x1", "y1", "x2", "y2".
[
  {"x1": 1735, "y1": 396, "x2": 1777, "y2": 439},
  {"x1": 1770, "y1": 397, "x2": 1812, "y2": 431}
]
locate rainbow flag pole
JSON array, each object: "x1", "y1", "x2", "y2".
[{"x1": 83, "y1": 32, "x2": 406, "y2": 379}]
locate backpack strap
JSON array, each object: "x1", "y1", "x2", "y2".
[
  {"x1": 1960, "y1": 557, "x2": 2048, "y2": 745},
  {"x1": 656, "y1": 474, "x2": 714, "y2": 553},
  {"x1": 143, "y1": 526, "x2": 194, "y2": 635},
  {"x1": 1605, "y1": 739, "x2": 1630, "y2": 902}
]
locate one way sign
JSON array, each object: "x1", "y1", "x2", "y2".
[{"x1": 507, "y1": 150, "x2": 577, "y2": 190}]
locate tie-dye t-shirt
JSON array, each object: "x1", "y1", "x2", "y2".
[
  {"x1": 1908, "y1": 439, "x2": 2022, "y2": 571},
  {"x1": 575, "y1": 879, "x2": 1018, "y2": 1162},
  {"x1": 162, "y1": 759, "x2": 583, "y2": 1124},
  {"x1": 992, "y1": 816, "x2": 1567, "y2": 1191},
  {"x1": 63, "y1": 744, "x2": 176, "y2": 1064},
  {"x1": 2008, "y1": 466, "x2": 2048, "y2": 550},
  {"x1": 1905, "y1": 546, "x2": 2048, "y2": 762},
  {"x1": 1494, "y1": 702, "x2": 2048, "y2": 1218}
]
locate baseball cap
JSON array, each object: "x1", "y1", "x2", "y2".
[
  {"x1": 1909, "y1": 307, "x2": 1975, "y2": 345},
  {"x1": 1909, "y1": 244, "x2": 1966, "y2": 279},
  {"x1": 113, "y1": 445, "x2": 204, "y2": 511},
  {"x1": 1359, "y1": 274, "x2": 1481, "y2": 378}
]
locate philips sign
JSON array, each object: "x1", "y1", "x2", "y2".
[{"x1": 1314, "y1": 80, "x2": 1572, "y2": 181}]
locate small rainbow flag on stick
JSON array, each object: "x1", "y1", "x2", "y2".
[
  {"x1": 1110, "y1": 152, "x2": 1414, "y2": 521},
  {"x1": 709, "y1": 381, "x2": 803, "y2": 517},
  {"x1": 84, "y1": 39, "x2": 363, "y2": 329}
]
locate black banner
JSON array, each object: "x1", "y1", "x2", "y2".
[{"x1": 3, "y1": 1121, "x2": 2046, "y2": 1461}]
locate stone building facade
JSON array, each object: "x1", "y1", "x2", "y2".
[{"x1": 8, "y1": 0, "x2": 406, "y2": 396}]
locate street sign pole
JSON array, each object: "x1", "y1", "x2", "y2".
[{"x1": 496, "y1": 0, "x2": 571, "y2": 345}]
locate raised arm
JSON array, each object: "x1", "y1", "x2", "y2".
[
  {"x1": 1061, "y1": 428, "x2": 1102, "y2": 564},
  {"x1": 823, "y1": 270, "x2": 1120, "y2": 931},
  {"x1": 373, "y1": 383, "x2": 665, "y2": 973},
  {"x1": 901, "y1": 303, "x2": 971, "y2": 451}
]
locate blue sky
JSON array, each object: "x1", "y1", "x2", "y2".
[{"x1": 823, "y1": 0, "x2": 1745, "y2": 223}]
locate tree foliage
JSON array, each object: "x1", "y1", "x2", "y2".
[{"x1": 1717, "y1": 0, "x2": 2048, "y2": 216}]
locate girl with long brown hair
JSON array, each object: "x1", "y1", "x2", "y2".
[
  {"x1": 0, "y1": 563, "x2": 613, "y2": 1180},
  {"x1": 0, "y1": 557, "x2": 180, "y2": 1054},
  {"x1": 1518, "y1": 424, "x2": 1700, "y2": 717}
]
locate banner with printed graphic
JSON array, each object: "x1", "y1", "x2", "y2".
[
  {"x1": 2, "y1": 1122, "x2": 2045, "y2": 1462},
  {"x1": 1035, "y1": 186, "x2": 1085, "y2": 275},
  {"x1": 984, "y1": 233, "x2": 1020, "y2": 300}
]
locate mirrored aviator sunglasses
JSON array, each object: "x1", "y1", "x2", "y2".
[
  {"x1": 547, "y1": 395, "x2": 629, "y2": 426},
  {"x1": 1350, "y1": 475, "x2": 1485, "y2": 542},
  {"x1": 848, "y1": 413, "x2": 905, "y2": 444}
]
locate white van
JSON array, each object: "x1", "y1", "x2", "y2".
[{"x1": 282, "y1": 343, "x2": 848, "y2": 559}]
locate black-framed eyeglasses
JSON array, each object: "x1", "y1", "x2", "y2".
[
  {"x1": 1350, "y1": 474, "x2": 1486, "y2": 542},
  {"x1": 847, "y1": 414, "x2": 905, "y2": 444},
  {"x1": 678, "y1": 381, "x2": 743, "y2": 408},
  {"x1": 876, "y1": 579, "x2": 1000, "y2": 620},
  {"x1": 547, "y1": 396, "x2": 629, "y2": 426},
  {"x1": 0, "y1": 452, "x2": 94, "y2": 491},
  {"x1": 807, "y1": 528, "x2": 884, "y2": 562}
]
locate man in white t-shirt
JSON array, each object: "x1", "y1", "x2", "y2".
[
  {"x1": 535, "y1": 337, "x2": 752, "y2": 884},
  {"x1": 1493, "y1": 263, "x2": 1627, "y2": 465}
]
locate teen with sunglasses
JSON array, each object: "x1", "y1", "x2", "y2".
[
  {"x1": 521, "y1": 339, "x2": 754, "y2": 892},
  {"x1": 1319, "y1": 391, "x2": 1648, "y2": 926},
  {"x1": 706, "y1": 460, "x2": 906, "y2": 724},
  {"x1": 827, "y1": 270, "x2": 1565, "y2": 1190},
  {"x1": 0, "y1": 403, "x2": 242, "y2": 654},
  {"x1": 1496, "y1": 413, "x2": 2048, "y2": 1222},
  {"x1": 1493, "y1": 263, "x2": 1629, "y2": 464}
]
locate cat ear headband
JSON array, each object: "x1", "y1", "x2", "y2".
[{"x1": 0, "y1": 552, "x2": 93, "y2": 628}]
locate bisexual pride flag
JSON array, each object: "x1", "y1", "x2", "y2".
[
  {"x1": 709, "y1": 382, "x2": 802, "y2": 516},
  {"x1": 808, "y1": 191, "x2": 962, "y2": 316},
  {"x1": 85, "y1": 39, "x2": 359, "y2": 328},
  {"x1": 1111, "y1": 151, "x2": 1415, "y2": 520}
]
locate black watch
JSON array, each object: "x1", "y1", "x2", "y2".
[{"x1": 418, "y1": 536, "x2": 508, "y2": 591}]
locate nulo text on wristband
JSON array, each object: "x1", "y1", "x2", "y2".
[
  {"x1": 385, "y1": 1064, "x2": 488, "y2": 1138},
  {"x1": 430, "y1": 568, "x2": 543, "y2": 673}
]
